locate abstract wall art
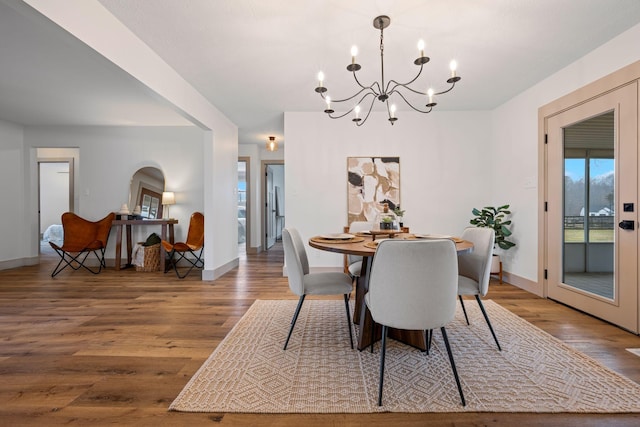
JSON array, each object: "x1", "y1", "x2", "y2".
[{"x1": 347, "y1": 157, "x2": 400, "y2": 225}]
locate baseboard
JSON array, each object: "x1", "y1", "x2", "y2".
[
  {"x1": 501, "y1": 271, "x2": 543, "y2": 297},
  {"x1": 0, "y1": 256, "x2": 39, "y2": 271},
  {"x1": 202, "y1": 257, "x2": 239, "y2": 281},
  {"x1": 246, "y1": 245, "x2": 261, "y2": 255}
]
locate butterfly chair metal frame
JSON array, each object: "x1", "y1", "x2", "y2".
[
  {"x1": 162, "y1": 212, "x2": 204, "y2": 279},
  {"x1": 50, "y1": 212, "x2": 115, "y2": 278}
]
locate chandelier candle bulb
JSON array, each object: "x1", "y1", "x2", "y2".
[
  {"x1": 353, "y1": 105, "x2": 362, "y2": 122},
  {"x1": 450, "y1": 60, "x2": 457, "y2": 78},
  {"x1": 351, "y1": 46, "x2": 358, "y2": 64},
  {"x1": 317, "y1": 71, "x2": 324, "y2": 87},
  {"x1": 417, "y1": 39, "x2": 425, "y2": 57},
  {"x1": 390, "y1": 104, "x2": 396, "y2": 118}
]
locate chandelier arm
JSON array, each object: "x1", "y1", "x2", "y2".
[
  {"x1": 355, "y1": 94, "x2": 377, "y2": 127},
  {"x1": 352, "y1": 72, "x2": 382, "y2": 97},
  {"x1": 384, "y1": 63, "x2": 425, "y2": 94},
  {"x1": 322, "y1": 86, "x2": 375, "y2": 104},
  {"x1": 387, "y1": 80, "x2": 427, "y2": 97},
  {"x1": 327, "y1": 109, "x2": 356, "y2": 119},
  {"x1": 433, "y1": 81, "x2": 457, "y2": 96},
  {"x1": 393, "y1": 90, "x2": 434, "y2": 114},
  {"x1": 327, "y1": 92, "x2": 378, "y2": 119}
]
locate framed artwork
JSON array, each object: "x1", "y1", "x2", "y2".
[{"x1": 347, "y1": 157, "x2": 400, "y2": 225}]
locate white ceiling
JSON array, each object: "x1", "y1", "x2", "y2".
[{"x1": 2, "y1": 0, "x2": 640, "y2": 146}]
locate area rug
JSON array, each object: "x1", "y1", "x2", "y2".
[{"x1": 169, "y1": 299, "x2": 640, "y2": 413}]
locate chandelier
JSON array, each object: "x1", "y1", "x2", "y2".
[{"x1": 314, "y1": 15, "x2": 461, "y2": 126}]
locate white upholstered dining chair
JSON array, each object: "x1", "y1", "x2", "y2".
[
  {"x1": 365, "y1": 239, "x2": 465, "y2": 407},
  {"x1": 346, "y1": 221, "x2": 375, "y2": 278},
  {"x1": 457, "y1": 226, "x2": 501, "y2": 350},
  {"x1": 282, "y1": 227, "x2": 354, "y2": 350}
]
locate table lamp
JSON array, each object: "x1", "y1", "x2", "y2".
[{"x1": 162, "y1": 191, "x2": 176, "y2": 219}]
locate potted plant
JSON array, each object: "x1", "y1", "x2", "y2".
[
  {"x1": 393, "y1": 205, "x2": 405, "y2": 227},
  {"x1": 470, "y1": 205, "x2": 515, "y2": 279},
  {"x1": 380, "y1": 216, "x2": 395, "y2": 230}
]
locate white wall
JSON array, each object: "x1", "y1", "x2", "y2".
[
  {"x1": 284, "y1": 111, "x2": 491, "y2": 269},
  {"x1": 0, "y1": 119, "x2": 30, "y2": 267},
  {"x1": 492, "y1": 21, "x2": 640, "y2": 293}
]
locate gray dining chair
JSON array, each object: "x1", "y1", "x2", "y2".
[
  {"x1": 365, "y1": 239, "x2": 465, "y2": 407},
  {"x1": 346, "y1": 221, "x2": 375, "y2": 278},
  {"x1": 458, "y1": 227, "x2": 501, "y2": 350},
  {"x1": 282, "y1": 227, "x2": 354, "y2": 350}
]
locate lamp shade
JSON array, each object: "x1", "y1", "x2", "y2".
[
  {"x1": 162, "y1": 191, "x2": 176, "y2": 205},
  {"x1": 266, "y1": 136, "x2": 278, "y2": 152}
]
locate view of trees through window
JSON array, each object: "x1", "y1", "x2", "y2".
[{"x1": 564, "y1": 157, "x2": 614, "y2": 243}]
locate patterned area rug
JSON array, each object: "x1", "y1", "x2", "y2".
[{"x1": 170, "y1": 299, "x2": 640, "y2": 413}]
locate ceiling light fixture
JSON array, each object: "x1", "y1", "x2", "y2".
[
  {"x1": 266, "y1": 136, "x2": 278, "y2": 151},
  {"x1": 315, "y1": 15, "x2": 461, "y2": 126}
]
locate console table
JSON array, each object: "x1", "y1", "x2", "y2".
[{"x1": 112, "y1": 218, "x2": 178, "y2": 270}]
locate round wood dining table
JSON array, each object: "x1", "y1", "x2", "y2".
[{"x1": 309, "y1": 233, "x2": 473, "y2": 351}]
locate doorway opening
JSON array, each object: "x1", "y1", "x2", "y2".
[
  {"x1": 238, "y1": 158, "x2": 249, "y2": 254},
  {"x1": 38, "y1": 157, "x2": 74, "y2": 255},
  {"x1": 262, "y1": 161, "x2": 284, "y2": 251}
]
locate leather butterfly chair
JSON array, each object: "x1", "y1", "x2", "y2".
[
  {"x1": 50, "y1": 212, "x2": 115, "y2": 278},
  {"x1": 162, "y1": 212, "x2": 204, "y2": 279}
]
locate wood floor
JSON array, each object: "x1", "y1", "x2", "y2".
[{"x1": 1, "y1": 244, "x2": 640, "y2": 426}]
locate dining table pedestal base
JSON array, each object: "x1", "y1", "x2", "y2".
[{"x1": 354, "y1": 257, "x2": 428, "y2": 351}]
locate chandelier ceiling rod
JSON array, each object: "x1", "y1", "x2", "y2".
[{"x1": 315, "y1": 15, "x2": 461, "y2": 126}]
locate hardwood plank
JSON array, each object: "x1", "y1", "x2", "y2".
[{"x1": 0, "y1": 243, "x2": 639, "y2": 426}]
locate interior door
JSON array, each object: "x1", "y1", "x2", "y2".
[
  {"x1": 265, "y1": 165, "x2": 276, "y2": 249},
  {"x1": 545, "y1": 82, "x2": 638, "y2": 333}
]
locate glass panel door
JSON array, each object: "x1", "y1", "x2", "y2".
[
  {"x1": 546, "y1": 83, "x2": 638, "y2": 333},
  {"x1": 563, "y1": 114, "x2": 614, "y2": 299}
]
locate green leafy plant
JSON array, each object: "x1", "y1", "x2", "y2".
[
  {"x1": 393, "y1": 206, "x2": 405, "y2": 218},
  {"x1": 470, "y1": 205, "x2": 516, "y2": 250}
]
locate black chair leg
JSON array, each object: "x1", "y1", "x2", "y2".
[
  {"x1": 370, "y1": 317, "x2": 375, "y2": 353},
  {"x1": 343, "y1": 294, "x2": 354, "y2": 349},
  {"x1": 475, "y1": 295, "x2": 501, "y2": 351},
  {"x1": 377, "y1": 325, "x2": 388, "y2": 406},
  {"x1": 283, "y1": 295, "x2": 306, "y2": 350},
  {"x1": 440, "y1": 327, "x2": 466, "y2": 407},
  {"x1": 51, "y1": 249, "x2": 92, "y2": 277},
  {"x1": 425, "y1": 329, "x2": 433, "y2": 355},
  {"x1": 165, "y1": 248, "x2": 204, "y2": 279},
  {"x1": 459, "y1": 295, "x2": 470, "y2": 325}
]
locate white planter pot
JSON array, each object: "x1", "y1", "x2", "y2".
[{"x1": 490, "y1": 254, "x2": 501, "y2": 274}]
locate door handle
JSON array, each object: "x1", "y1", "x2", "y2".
[{"x1": 618, "y1": 220, "x2": 635, "y2": 230}]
